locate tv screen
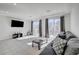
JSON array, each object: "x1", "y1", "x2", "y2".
[{"x1": 11, "y1": 20, "x2": 24, "y2": 27}]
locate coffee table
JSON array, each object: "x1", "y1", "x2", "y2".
[{"x1": 32, "y1": 39, "x2": 43, "y2": 50}]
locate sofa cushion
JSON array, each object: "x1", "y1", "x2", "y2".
[
  {"x1": 65, "y1": 38, "x2": 79, "y2": 55},
  {"x1": 52, "y1": 37, "x2": 67, "y2": 55},
  {"x1": 57, "y1": 31, "x2": 66, "y2": 39},
  {"x1": 66, "y1": 31, "x2": 76, "y2": 40},
  {"x1": 64, "y1": 46, "x2": 79, "y2": 55},
  {"x1": 40, "y1": 42, "x2": 56, "y2": 55},
  {"x1": 59, "y1": 34, "x2": 66, "y2": 39}
]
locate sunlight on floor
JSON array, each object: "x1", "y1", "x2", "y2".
[{"x1": 27, "y1": 42, "x2": 32, "y2": 46}]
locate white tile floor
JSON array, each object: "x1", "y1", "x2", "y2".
[{"x1": 0, "y1": 36, "x2": 55, "y2": 55}]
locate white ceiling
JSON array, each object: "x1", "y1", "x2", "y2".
[{"x1": 0, "y1": 3, "x2": 72, "y2": 20}]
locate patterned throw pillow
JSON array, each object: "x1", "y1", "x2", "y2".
[{"x1": 52, "y1": 37, "x2": 67, "y2": 55}]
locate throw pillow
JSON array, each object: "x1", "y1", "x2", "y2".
[{"x1": 52, "y1": 37, "x2": 67, "y2": 55}]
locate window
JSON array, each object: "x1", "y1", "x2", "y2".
[
  {"x1": 54, "y1": 18, "x2": 60, "y2": 35},
  {"x1": 33, "y1": 21, "x2": 39, "y2": 36},
  {"x1": 48, "y1": 18, "x2": 60, "y2": 36}
]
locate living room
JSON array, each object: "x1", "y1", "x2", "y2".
[{"x1": 0, "y1": 3, "x2": 79, "y2": 55}]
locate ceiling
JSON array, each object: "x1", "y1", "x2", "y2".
[{"x1": 0, "y1": 3, "x2": 72, "y2": 20}]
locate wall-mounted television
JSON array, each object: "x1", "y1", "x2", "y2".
[{"x1": 11, "y1": 20, "x2": 24, "y2": 27}]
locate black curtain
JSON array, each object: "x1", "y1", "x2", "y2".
[
  {"x1": 45, "y1": 18, "x2": 49, "y2": 38},
  {"x1": 39, "y1": 20, "x2": 42, "y2": 37},
  {"x1": 60, "y1": 16, "x2": 65, "y2": 32},
  {"x1": 31, "y1": 21, "x2": 33, "y2": 35}
]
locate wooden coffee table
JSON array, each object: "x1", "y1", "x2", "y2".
[{"x1": 32, "y1": 39, "x2": 43, "y2": 50}]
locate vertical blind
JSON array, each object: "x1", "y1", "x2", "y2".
[
  {"x1": 39, "y1": 20, "x2": 42, "y2": 37},
  {"x1": 31, "y1": 21, "x2": 33, "y2": 35},
  {"x1": 60, "y1": 16, "x2": 65, "y2": 32},
  {"x1": 45, "y1": 18, "x2": 49, "y2": 38}
]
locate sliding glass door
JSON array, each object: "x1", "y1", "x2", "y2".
[
  {"x1": 48, "y1": 19, "x2": 54, "y2": 36},
  {"x1": 33, "y1": 21, "x2": 39, "y2": 36},
  {"x1": 48, "y1": 18, "x2": 60, "y2": 37},
  {"x1": 54, "y1": 18, "x2": 60, "y2": 35}
]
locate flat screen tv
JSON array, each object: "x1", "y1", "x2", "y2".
[{"x1": 11, "y1": 20, "x2": 24, "y2": 27}]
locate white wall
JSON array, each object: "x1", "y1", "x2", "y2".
[
  {"x1": 71, "y1": 4, "x2": 79, "y2": 37},
  {"x1": 0, "y1": 15, "x2": 31, "y2": 40},
  {"x1": 64, "y1": 14, "x2": 71, "y2": 31}
]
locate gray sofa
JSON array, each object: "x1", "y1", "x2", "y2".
[{"x1": 40, "y1": 31, "x2": 79, "y2": 55}]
